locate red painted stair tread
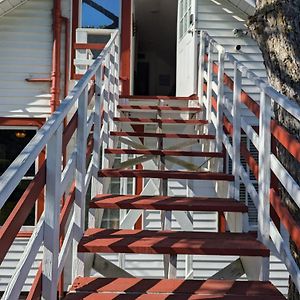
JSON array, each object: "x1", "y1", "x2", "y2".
[
  {"x1": 120, "y1": 95, "x2": 198, "y2": 101},
  {"x1": 64, "y1": 277, "x2": 285, "y2": 299},
  {"x1": 78, "y1": 229, "x2": 269, "y2": 256},
  {"x1": 90, "y1": 194, "x2": 248, "y2": 213},
  {"x1": 113, "y1": 117, "x2": 208, "y2": 124},
  {"x1": 98, "y1": 169, "x2": 234, "y2": 181},
  {"x1": 117, "y1": 105, "x2": 202, "y2": 112},
  {"x1": 110, "y1": 131, "x2": 216, "y2": 139},
  {"x1": 105, "y1": 149, "x2": 223, "y2": 157}
]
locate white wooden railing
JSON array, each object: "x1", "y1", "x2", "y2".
[
  {"x1": 199, "y1": 30, "x2": 300, "y2": 289},
  {"x1": 0, "y1": 29, "x2": 119, "y2": 300}
]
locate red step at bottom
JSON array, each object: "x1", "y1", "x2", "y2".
[
  {"x1": 78, "y1": 229, "x2": 269, "y2": 257},
  {"x1": 64, "y1": 277, "x2": 285, "y2": 300}
]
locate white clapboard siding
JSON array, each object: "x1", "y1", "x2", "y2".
[
  {"x1": 0, "y1": 0, "x2": 70, "y2": 118},
  {"x1": 197, "y1": 0, "x2": 267, "y2": 109},
  {"x1": 0, "y1": 238, "x2": 42, "y2": 292}
]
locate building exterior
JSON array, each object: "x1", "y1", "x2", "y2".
[{"x1": 0, "y1": 0, "x2": 296, "y2": 298}]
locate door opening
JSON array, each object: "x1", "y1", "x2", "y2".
[{"x1": 134, "y1": 0, "x2": 177, "y2": 96}]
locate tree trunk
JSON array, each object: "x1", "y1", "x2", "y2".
[{"x1": 248, "y1": 1, "x2": 300, "y2": 299}]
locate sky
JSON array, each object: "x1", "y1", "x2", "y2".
[{"x1": 82, "y1": 0, "x2": 120, "y2": 28}]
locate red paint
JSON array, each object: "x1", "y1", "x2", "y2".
[
  {"x1": 71, "y1": 0, "x2": 79, "y2": 80},
  {"x1": 78, "y1": 228, "x2": 269, "y2": 256},
  {"x1": 61, "y1": 16, "x2": 70, "y2": 98},
  {"x1": 68, "y1": 277, "x2": 283, "y2": 298},
  {"x1": 117, "y1": 105, "x2": 202, "y2": 112},
  {"x1": 0, "y1": 117, "x2": 45, "y2": 127},
  {"x1": 120, "y1": 0, "x2": 132, "y2": 94},
  {"x1": 51, "y1": 0, "x2": 62, "y2": 112},
  {"x1": 90, "y1": 194, "x2": 247, "y2": 213},
  {"x1": 105, "y1": 149, "x2": 223, "y2": 157},
  {"x1": 74, "y1": 43, "x2": 106, "y2": 50},
  {"x1": 26, "y1": 265, "x2": 42, "y2": 300},
  {"x1": 111, "y1": 131, "x2": 216, "y2": 139},
  {"x1": 113, "y1": 117, "x2": 208, "y2": 124},
  {"x1": 121, "y1": 95, "x2": 198, "y2": 100},
  {"x1": 218, "y1": 213, "x2": 227, "y2": 233},
  {"x1": 99, "y1": 169, "x2": 234, "y2": 181}
]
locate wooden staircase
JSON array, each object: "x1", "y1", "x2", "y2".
[{"x1": 64, "y1": 96, "x2": 285, "y2": 299}]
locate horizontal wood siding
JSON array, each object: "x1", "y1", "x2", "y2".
[{"x1": 0, "y1": 0, "x2": 52, "y2": 117}]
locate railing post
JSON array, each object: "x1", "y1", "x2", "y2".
[
  {"x1": 89, "y1": 67, "x2": 104, "y2": 230},
  {"x1": 42, "y1": 124, "x2": 63, "y2": 300},
  {"x1": 216, "y1": 49, "x2": 225, "y2": 152},
  {"x1": 206, "y1": 41, "x2": 213, "y2": 122},
  {"x1": 198, "y1": 31, "x2": 205, "y2": 106},
  {"x1": 101, "y1": 60, "x2": 112, "y2": 195},
  {"x1": 258, "y1": 91, "x2": 271, "y2": 280},
  {"x1": 72, "y1": 86, "x2": 88, "y2": 279},
  {"x1": 232, "y1": 62, "x2": 241, "y2": 202}
]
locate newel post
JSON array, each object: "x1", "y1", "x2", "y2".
[
  {"x1": 258, "y1": 90, "x2": 271, "y2": 280},
  {"x1": 42, "y1": 124, "x2": 63, "y2": 300}
]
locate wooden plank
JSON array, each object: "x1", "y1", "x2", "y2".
[
  {"x1": 64, "y1": 293, "x2": 285, "y2": 300},
  {"x1": 68, "y1": 277, "x2": 283, "y2": 297},
  {"x1": 74, "y1": 43, "x2": 106, "y2": 50},
  {"x1": 78, "y1": 229, "x2": 269, "y2": 256},
  {"x1": 110, "y1": 131, "x2": 215, "y2": 139},
  {"x1": 114, "y1": 117, "x2": 208, "y2": 124},
  {"x1": 98, "y1": 169, "x2": 234, "y2": 181},
  {"x1": 120, "y1": 95, "x2": 198, "y2": 100},
  {"x1": 90, "y1": 194, "x2": 248, "y2": 212},
  {"x1": 105, "y1": 149, "x2": 223, "y2": 157},
  {"x1": 117, "y1": 105, "x2": 201, "y2": 112}
]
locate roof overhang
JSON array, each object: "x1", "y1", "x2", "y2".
[
  {"x1": 227, "y1": 0, "x2": 256, "y2": 15},
  {"x1": 0, "y1": 0, "x2": 29, "y2": 18}
]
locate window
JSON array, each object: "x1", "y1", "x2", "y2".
[
  {"x1": 179, "y1": 0, "x2": 193, "y2": 39},
  {"x1": 0, "y1": 129, "x2": 36, "y2": 226}
]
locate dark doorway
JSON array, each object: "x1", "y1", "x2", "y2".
[{"x1": 134, "y1": 0, "x2": 177, "y2": 96}]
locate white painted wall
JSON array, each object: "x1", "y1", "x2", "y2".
[
  {"x1": 0, "y1": 0, "x2": 72, "y2": 292},
  {"x1": 0, "y1": 0, "x2": 71, "y2": 118}
]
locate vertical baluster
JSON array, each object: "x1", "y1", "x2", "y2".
[
  {"x1": 108, "y1": 49, "x2": 116, "y2": 149},
  {"x1": 100, "y1": 59, "x2": 112, "y2": 194},
  {"x1": 206, "y1": 41, "x2": 213, "y2": 122},
  {"x1": 198, "y1": 31, "x2": 205, "y2": 106},
  {"x1": 232, "y1": 62, "x2": 241, "y2": 202},
  {"x1": 216, "y1": 49, "x2": 225, "y2": 153},
  {"x1": 89, "y1": 66, "x2": 104, "y2": 229},
  {"x1": 258, "y1": 91, "x2": 271, "y2": 280},
  {"x1": 72, "y1": 86, "x2": 88, "y2": 279},
  {"x1": 42, "y1": 124, "x2": 63, "y2": 300}
]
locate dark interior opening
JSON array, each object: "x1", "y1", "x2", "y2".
[{"x1": 134, "y1": 0, "x2": 178, "y2": 96}]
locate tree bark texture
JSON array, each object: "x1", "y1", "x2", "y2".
[{"x1": 248, "y1": 1, "x2": 300, "y2": 299}]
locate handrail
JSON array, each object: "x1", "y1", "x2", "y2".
[
  {"x1": 199, "y1": 30, "x2": 300, "y2": 290},
  {"x1": 0, "y1": 29, "x2": 119, "y2": 300},
  {"x1": 0, "y1": 30, "x2": 118, "y2": 209},
  {"x1": 202, "y1": 31, "x2": 300, "y2": 120}
]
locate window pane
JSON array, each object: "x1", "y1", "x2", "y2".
[
  {"x1": 82, "y1": 0, "x2": 120, "y2": 28},
  {"x1": 0, "y1": 130, "x2": 36, "y2": 176},
  {"x1": 0, "y1": 180, "x2": 35, "y2": 226}
]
